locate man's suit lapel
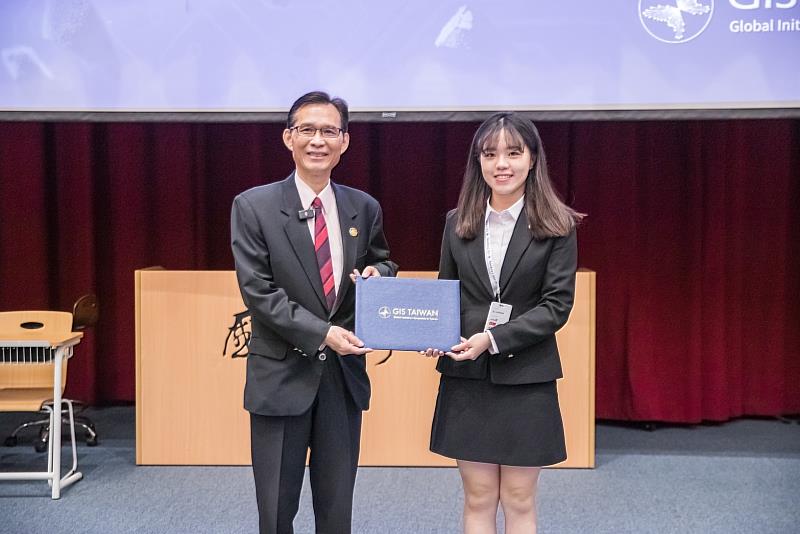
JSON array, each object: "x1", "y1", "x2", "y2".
[
  {"x1": 330, "y1": 183, "x2": 357, "y2": 318},
  {"x1": 467, "y1": 217, "x2": 495, "y2": 298},
  {"x1": 280, "y1": 175, "x2": 328, "y2": 312},
  {"x1": 498, "y1": 213, "x2": 534, "y2": 295}
]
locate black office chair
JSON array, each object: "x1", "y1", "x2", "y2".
[{"x1": 4, "y1": 295, "x2": 99, "y2": 452}]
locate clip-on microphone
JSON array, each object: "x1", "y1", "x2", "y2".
[{"x1": 297, "y1": 208, "x2": 315, "y2": 220}]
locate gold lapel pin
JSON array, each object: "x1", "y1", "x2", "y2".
[{"x1": 349, "y1": 227, "x2": 358, "y2": 237}]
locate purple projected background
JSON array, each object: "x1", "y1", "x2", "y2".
[{"x1": 0, "y1": 0, "x2": 798, "y2": 112}]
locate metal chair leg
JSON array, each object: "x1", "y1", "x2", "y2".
[{"x1": 5, "y1": 404, "x2": 99, "y2": 450}]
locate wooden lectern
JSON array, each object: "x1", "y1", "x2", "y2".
[{"x1": 135, "y1": 270, "x2": 595, "y2": 467}]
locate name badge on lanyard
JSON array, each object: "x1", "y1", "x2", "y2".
[{"x1": 484, "y1": 301, "x2": 512, "y2": 331}]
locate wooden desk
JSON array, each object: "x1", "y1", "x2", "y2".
[
  {"x1": 135, "y1": 270, "x2": 595, "y2": 467},
  {"x1": 0, "y1": 311, "x2": 83, "y2": 499}
]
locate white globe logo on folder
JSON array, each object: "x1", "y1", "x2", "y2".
[{"x1": 378, "y1": 306, "x2": 391, "y2": 319}]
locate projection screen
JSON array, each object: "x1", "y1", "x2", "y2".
[{"x1": 1, "y1": 0, "x2": 798, "y2": 121}]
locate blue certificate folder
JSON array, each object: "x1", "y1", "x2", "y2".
[{"x1": 355, "y1": 277, "x2": 461, "y2": 351}]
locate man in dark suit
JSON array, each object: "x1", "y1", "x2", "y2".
[{"x1": 230, "y1": 91, "x2": 398, "y2": 534}]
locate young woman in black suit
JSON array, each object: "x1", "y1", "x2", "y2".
[{"x1": 425, "y1": 112, "x2": 583, "y2": 533}]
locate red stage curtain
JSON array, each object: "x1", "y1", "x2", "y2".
[{"x1": 1, "y1": 119, "x2": 797, "y2": 422}]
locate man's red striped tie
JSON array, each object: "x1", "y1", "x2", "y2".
[{"x1": 311, "y1": 197, "x2": 336, "y2": 311}]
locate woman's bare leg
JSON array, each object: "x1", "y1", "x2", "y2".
[
  {"x1": 457, "y1": 460, "x2": 501, "y2": 534},
  {"x1": 499, "y1": 465, "x2": 541, "y2": 534}
]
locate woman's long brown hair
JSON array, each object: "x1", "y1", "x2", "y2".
[{"x1": 455, "y1": 112, "x2": 584, "y2": 240}]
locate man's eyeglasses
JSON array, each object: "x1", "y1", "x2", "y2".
[{"x1": 290, "y1": 125, "x2": 343, "y2": 138}]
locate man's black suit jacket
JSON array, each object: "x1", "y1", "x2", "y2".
[
  {"x1": 231, "y1": 174, "x2": 398, "y2": 416},
  {"x1": 436, "y1": 208, "x2": 577, "y2": 384}
]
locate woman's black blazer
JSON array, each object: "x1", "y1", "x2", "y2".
[{"x1": 436, "y1": 209, "x2": 577, "y2": 385}]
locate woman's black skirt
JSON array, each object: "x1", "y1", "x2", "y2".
[{"x1": 430, "y1": 374, "x2": 567, "y2": 467}]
